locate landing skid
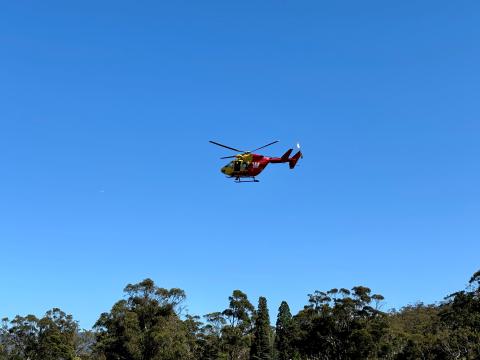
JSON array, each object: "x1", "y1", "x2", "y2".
[{"x1": 235, "y1": 177, "x2": 259, "y2": 183}]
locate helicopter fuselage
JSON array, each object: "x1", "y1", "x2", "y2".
[{"x1": 221, "y1": 153, "x2": 290, "y2": 179}]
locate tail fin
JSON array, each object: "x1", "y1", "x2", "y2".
[
  {"x1": 281, "y1": 149, "x2": 293, "y2": 161},
  {"x1": 289, "y1": 151, "x2": 302, "y2": 169}
]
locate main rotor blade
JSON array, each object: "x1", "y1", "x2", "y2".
[
  {"x1": 220, "y1": 155, "x2": 238, "y2": 159},
  {"x1": 250, "y1": 140, "x2": 279, "y2": 153},
  {"x1": 209, "y1": 140, "x2": 243, "y2": 152}
]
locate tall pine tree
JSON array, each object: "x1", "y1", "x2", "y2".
[
  {"x1": 275, "y1": 301, "x2": 293, "y2": 360},
  {"x1": 250, "y1": 297, "x2": 272, "y2": 360}
]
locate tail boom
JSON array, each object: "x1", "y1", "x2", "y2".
[
  {"x1": 267, "y1": 149, "x2": 302, "y2": 169},
  {"x1": 269, "y1": 149, "x2": 293, "y2": 163}
]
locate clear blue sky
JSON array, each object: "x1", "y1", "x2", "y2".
[{"x1": 1, "y1": 1, "x2": 479, "y2": 329}]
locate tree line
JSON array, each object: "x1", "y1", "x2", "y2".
[{"x1": 1, "y1": 270, "x2": 480, "y2": 360}]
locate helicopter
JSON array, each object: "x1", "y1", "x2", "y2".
[{"x1": 209, "y1": 140, "x2": 303, "y2": 182}]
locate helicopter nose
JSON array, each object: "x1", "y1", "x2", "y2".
[{"x1": 221, "y1": 166, "x2": 233, "y2": 175}]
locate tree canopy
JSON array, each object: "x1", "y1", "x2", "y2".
[{"x1": 2, "y1": 270, "x2": 480, "y2": 359}]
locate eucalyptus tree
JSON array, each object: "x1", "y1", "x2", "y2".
[
  {"x1": 221, "y1": 290, "x2": 254, "y2": 360},
  {"x1": 93, "y1": 278, "x2": 192, "y2": 360}
]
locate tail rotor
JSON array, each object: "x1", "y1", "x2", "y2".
[
  {"x1": 296, "y1": 142, "x2": 304, "y2": 158},
  {"x1": 289, "y1": 142, "x2": 303, "y2": 169}
]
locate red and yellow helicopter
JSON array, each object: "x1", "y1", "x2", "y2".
[{"x1": 209, "y1": 140, "x2": 303, "y2": 182}]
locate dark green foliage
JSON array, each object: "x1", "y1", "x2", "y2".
[
  {"x1": 437, "y1": 272, "x2": 480, "y2": 359},
  {"x1": 0, "y1": 309, "x2": 78, "y2": 360},
  {"x1": 221, "y1": 290, "x2": 255, "y2": 360},
  {"x1": 292, "y1": 286, "x2": 388, "y2": 359},
  {"x1": 250, "y1": 297, "x2": 271, "y2": 360},
  {"x1": 388, "y1": 303, "x2": 443, "y2": 359},
  {"x1": 274, "y1": 301, "x2": 294, "y2": 360},
  {"x1": 2, "y1": 270, "x2": 480, "y2": 360},
  {"x1": 93, "y1": 278, "x2": 192, "y2": 360},
  {"x1": 195, "y1": 312, "x2": 226, "y2": 360},
  {"x1": 223, "y1": 290, "x2": 255, "y2": 329},
  {"x1": 37, "y1": 308, "x2": 78, "y2": 360}
]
